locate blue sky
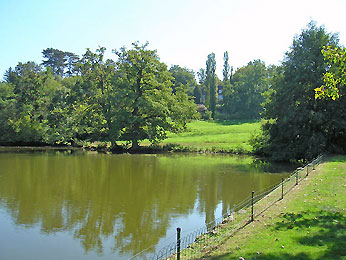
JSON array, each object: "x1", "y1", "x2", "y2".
[{"x1": 1, "y1": 0, "x2": 346, "y2": 79}]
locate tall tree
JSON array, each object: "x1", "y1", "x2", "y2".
[
  {"x1": 0, "y1": 81, "x2": 16, "y2": 144},
  {"x1": 223, "y1": 51, "x2": 230, "y2": 82},
  {"x1": 113, "y1": 42, "x2": 197, "y2": 149},
  {"x1": 42, "y1": 48, "x2": 67, "y2": 77},
  {"x1": 65, "y1": 52, "x2": 80, "y2": 76},
  {"x1": 69, "y1": 47, "x2": 116, "y2": 143},
  {"x1": 222, "y1": 59, "x2": 269, "y2": 119},
  {"x1": 206, "y1": 53, "x2": 216, "y2": 118},
  {"x1": 197, "y1": 68, "x2": 207, "y2": 104},
  {"x1": 253, "y1": 21, "x2": 345, "y2": 161},
  {"x1": 42, "y1": 48, "x2": 79, "y2": 77},
  {"x1": 1, "y1": 62, "x2": 55, "y2": 144}
]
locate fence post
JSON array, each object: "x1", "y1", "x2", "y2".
[
  {"x1": 177, "y1": 227, "x2": 181, "y2": 260},
  {"x1": 296, "y1": 170, "x2": 299, "y2": 185},
  {"x1": 281, "y1": 178, "x2": 284, "y2": 200},
  {"x1": 307, "y1": 165, "x2": 309, "y2": 176},
  {"x1": 251, "y1": 191, "x2": 254, "y2": 222}
]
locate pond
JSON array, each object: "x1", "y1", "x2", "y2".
[{"x1": 0, "y1": 150, "x2": 295, "y2": 259}]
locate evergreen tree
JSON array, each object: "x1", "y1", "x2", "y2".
[
  {"x1": 42, "y1": 48, "x2": 79, "y2": 77},
  {"x1": 42, "y1": 48, "x2": 67, "y2": 77},
  {"x1": 206, "y1": 53, "x2": 216, "y2": 118},
  {"x1": 223, "y1": 51, "x2": 230, "y2": 82}
]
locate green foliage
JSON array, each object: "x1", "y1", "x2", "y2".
[
  {"x1": 0, "y1": 43, "x2": 197, "y2": 148},
  {"x1": 0, "y1": 82, "x2": 17, "y2": 143},
  {"x1": 196, "y1": 68, "x2": 208, "y2": 105},
  {"x1": 206, "y1": 53, "x2": 217, "y2": 118},
  {"x1": 168, "y1": 65, "x2": 197, "y2": 96},
  {"x1": 42, "y1": 48, "x2": 79, "y2": 77},
  {"x1": 197, "y1": 68, "x2": 206, "y2": 85},
  {"x1": 315, "y1": 46, "x2": 346, "y2": 100},
  {"x1": 197, "y1": 104, "x2": 212, "y2": 120},
  {"x1": 74, "y1": 47, "x2": 116, "y2": 142},
  {"x1": 223, "y1": 51, "x2": 230, "y2": 82},
  {"x1": 1, "y1": 62, "x2": 52, "y2": 144},
  {"x1": 193, "y1": 84, "x2": 202, "y2": 104},
  {"x1": 112, "y1": 42, "x2": 197, "y2": 148},
  {"x1": 222, "y1": 59, "x2": 269, "y2": 119},
  {"x1": 253, "y1": 21, "x2": 345, "y2": 161}
]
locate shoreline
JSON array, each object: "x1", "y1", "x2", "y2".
[{"x1": 0, "y1": 144, "x2": 255, "y2": 156}]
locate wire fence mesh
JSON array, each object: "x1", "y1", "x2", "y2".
[{"x1": 129, "y1": 155, "x2": 324, "y2": 260}]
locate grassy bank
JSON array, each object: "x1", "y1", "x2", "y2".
[
  {"x1": 143, "y1": 120, "x2": 261, "y2": 153},
  {"x1": 18, "y1": 120, "x2": 260, "y2": 154},
  {"x1": 183, "y1": 155, "x2": 346, "y2": 259}
]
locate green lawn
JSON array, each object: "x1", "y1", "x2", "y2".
[
  {"x1": 201, "y1": 155, "x2": 346, "y2": 260},
  {"x1": 155, "y1": 120, "x2": 261, "y2": 153}
]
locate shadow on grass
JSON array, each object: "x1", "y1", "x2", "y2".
[
  {"x1": 326, "y1": 154, "x2": 346, "y2": 163},
  {"x1": 213, "y1": 252, "x2": 313, "y2": 260},
  {"x1": 274, "y1": 210, "x2": 346, "y2": 259},
  {"x1": 209, "y1": 210, "x2": 346, "y2": 260}
]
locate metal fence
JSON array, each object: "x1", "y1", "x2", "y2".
[{"x1": 129, "y1": 155, "x2": 324, "y2": 260}]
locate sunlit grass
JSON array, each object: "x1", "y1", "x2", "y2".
[
  {"x1": 193, "y1": 155, "x2": 346, "y2": 259},
  {"x1": 159, "y1": 120, "x2": 261, "y2": 153}
]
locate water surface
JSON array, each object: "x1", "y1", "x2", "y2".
[{"x1": 0, "y1": 151, "x2": 294, "y2": 259}]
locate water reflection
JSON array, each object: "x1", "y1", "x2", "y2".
[{"x1": 0, "y1": 152, "x2": 293, "y2": 259}]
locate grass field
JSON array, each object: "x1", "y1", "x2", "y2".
[
  {"x1": 193, "y1": 155, "x2": 346, "y2": 259},
  {"x1": 154, "y1": 120, "x2": 261, "y2": 153}
]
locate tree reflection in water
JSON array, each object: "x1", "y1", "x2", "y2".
[{"x1": 0, "y1": 152, "x2": 292, "y2": 258}]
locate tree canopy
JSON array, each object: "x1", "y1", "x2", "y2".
[
  {"x1": 168, "y1": 65, "x2": 196, "y2": 95},
  {"x1": 252, "y1": 21, "x2": 346, "y2": 161},
  {"x1": 112, "y1": 42, "x2": 197, "y2": 149},
  {"x1": 42, "y1": 48, "x2": 79, "y2": 77},
  {"x1": 221, "y1": 59, "x2": 269, "y2": 119},
  {"x1": 0, "y1": 43, "x2": 197, "y2": 149},
  {"x1": 315, "y1": 46, "x2": 346, "y2": 100},
  {"x1": 1, "y1": 22, "x2": 345, "y2": 160}
]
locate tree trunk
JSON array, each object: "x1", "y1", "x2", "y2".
[{"x1": 131, "y1": 140, "x2": 139, "y2": 150}]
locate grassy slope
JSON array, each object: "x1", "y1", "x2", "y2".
[
  {"x1": 203, "y1": 155, "x2": 346, "y2": 260},
  {"x1": 157, "y1": 120, "x2": 261, "y2": 153}
]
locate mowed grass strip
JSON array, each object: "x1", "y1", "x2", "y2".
[
  {"x1": 202, "y1": 155, "x2": 346, "y2": 260},
  {"x1": 161, "y1": 120, "x2": 261, "y2": 152}
]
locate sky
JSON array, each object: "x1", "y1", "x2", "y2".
[{"x1": 1, "y1": 0, "x2": 346, "y2": 80}]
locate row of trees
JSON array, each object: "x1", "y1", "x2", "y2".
[
  {"x1": 0, "y1": 41, "x2": 280, "y2": 149},
  {"x1": 0, "y1": 43, "x2": 197, "y2": 149},
  {"x1": 194, "y1": 51, "x2": 270, "y2": 120},
  {"x1": 189, "y1": 21, "x2": 345, "y2": 161},
  {"x1": 1, "y1": 21, "x2": 344, "y2": 160}
]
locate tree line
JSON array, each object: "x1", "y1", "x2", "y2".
[
  {"x1": 0, "y1": 43, "x2": 198, "y2": 149},
  {"x1": 0, "y1": 40, "x2": 274, "y2": 149},
  {"x1": 1, "y1": 21, "x2": 345, "y2": 160},
  {"x1": 192, "y1": 21, "x2": 345, "y2": 161},
  {"x1": 195, "y1": 51, "x2": 270, "y2": 121}
]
